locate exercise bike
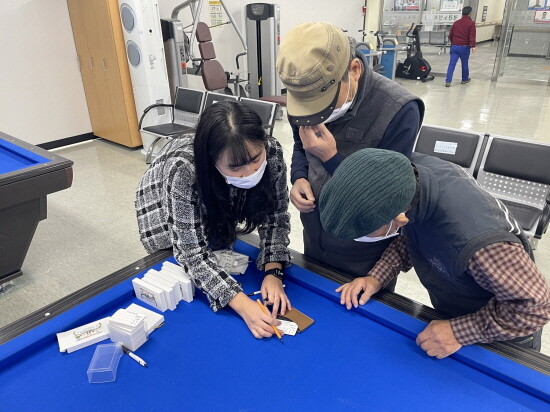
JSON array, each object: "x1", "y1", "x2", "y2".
[{"x1": 395, "y1": 24, "x2": 434, "y2": 82}]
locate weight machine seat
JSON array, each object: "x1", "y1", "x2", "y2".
[
  {"x1": 195, "y1": 21, "x2": 212, "y2": 42},
  {"x1": 198, "y1": 42, "x2": 216, "y2": 60},
  {"x1": 202, "y1": 60, "x2": 229, "y2": 91},
  {"x1": 195, "y1": 22, "x2": 231, "y2": 93},
  {"x1": 259, "y1": 95, "x2": 287, "y2": 107}
]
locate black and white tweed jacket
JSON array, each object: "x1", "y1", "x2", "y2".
[{"x1": 135, "y1": 135, "x2": 291, "y2": 312}]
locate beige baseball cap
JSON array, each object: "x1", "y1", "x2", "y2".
[{"x1": 276, "y1": 22, "x2": 353, "y2": 126}]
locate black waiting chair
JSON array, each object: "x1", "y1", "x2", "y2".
[
  {"x1": 239, "y1": 98, "x2": 277, "y2": 136},
  {"x1": 139, "y1": 87, "x2": 206, "y2": 163},
  {"x1": 476, "y1": 135, "x2": 550, "y2": 249},
  {"x1": 413, "y1": 125, "x2": 488, "y2": 176},
  {"x1": 429, "y1": 31, "x2": 448, "y2": 55},
  {"x1": 202, "y1": 91, "x2": 239, "y2": 112}
]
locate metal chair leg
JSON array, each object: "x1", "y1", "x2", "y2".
[
  {"x1": 145, "y1": 136, "x2": 163, "y2": 164},
  {"x1": 529, "y1": 236, "x2": 538, "y2": 251}
]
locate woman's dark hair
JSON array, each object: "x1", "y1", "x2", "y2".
[{"x1": 194, "y1": 100, "x2": 275, "y2": 249}]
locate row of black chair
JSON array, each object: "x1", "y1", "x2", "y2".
[
  {"x1": 138, "y1": 88, "x2": 278, "y2": 163},
  {"x1": 414, "y1": 125, "x2": 550, "y2": 248}
]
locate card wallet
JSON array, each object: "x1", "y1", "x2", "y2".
[{"x1": 278, "y1": 308, "x2": 314, "y2": 333}]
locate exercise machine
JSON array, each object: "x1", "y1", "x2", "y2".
[
  {"x1": 355, "y1": 30, "x2": 400, "y2": 81},
  {"x1": 395, "y1": 24, "x2": 434, "y2": 82},
  {"x1": 161, "y1": 0, "x2": 248, "y2": 96},
  {"x1": 245, "y1": 3, "x2": 282, "y2": 99}
]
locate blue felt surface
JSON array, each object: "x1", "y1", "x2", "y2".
[
  {"x1": 1, "y1": 241, "x2": 549, "y2": 411},
  {"x1": 0, "y1": 138, "x2": 50, "y2": 175}
]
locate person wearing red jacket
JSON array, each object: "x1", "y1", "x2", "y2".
[{"x1": 445, "y1": 7, "x2": 476, "y2": 87}]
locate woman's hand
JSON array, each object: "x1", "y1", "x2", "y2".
[
  {"x1": 261, "y1": 275, "x2": 292, "y2": 317},
  {"x1": 229, "y1": 292, "x2": 283, "y2": 339}
]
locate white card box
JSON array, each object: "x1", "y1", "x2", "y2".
[
  {"x1": 56, "y1": 317, "x2": 110, "y2": 353},
  {"x1": 162, "y1": 261, "x2": 195, "y2": 294},
  {"x1": 161, "y1": 263, "x2": 195, "y2": 301},
  {"x1": 158, "y1": 268, "x2": 194, "y2": 303},
  {"x1": 132, "y1": 278, "x2": 168, "y2": 312},
  {"x1": 143, "y1": 273, "x2": 178, "y2": 310},
  {"x1": 146, "y1": 269, "x2": 182, "y2": 302}
]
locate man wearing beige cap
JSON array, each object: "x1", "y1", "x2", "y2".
[{"x1": 276, "y1": 22, "x2": 424, "y2": 283}]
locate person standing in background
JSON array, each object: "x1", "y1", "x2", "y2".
[{"x1": 445, "y1": 7, "x2": 476, "y2": 87}]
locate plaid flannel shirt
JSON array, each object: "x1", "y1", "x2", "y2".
[
  {"x1": 135, "y1": 136, "x2": 291, "y2": 312},
  {"x1": 369, "y1": 236, "x2": 550, "y2": 345}
]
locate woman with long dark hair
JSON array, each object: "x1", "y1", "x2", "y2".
[{"x1": 136, "y1": 101, "x2": 291, "y2": 338}]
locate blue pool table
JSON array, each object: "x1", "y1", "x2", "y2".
[
  {"x1": 0, "y1": 132, "x2": 73, "y2": 283},
  {"x1": 1, "y1": 235, "x2": 549, "y2": 411}
]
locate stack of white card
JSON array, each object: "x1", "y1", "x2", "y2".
[
  {"x1": 212, "y1": 249, "x2": 250, "y2": 275},
  {"x1": 126, "y1": 303, "x2": 165, "y2": 336},
  {"x1": 132, "y1": 261, "x2": 194, "y2": 312},
  {"x1": 109, "y1": 309, "x2": 147, "y2": 351}
]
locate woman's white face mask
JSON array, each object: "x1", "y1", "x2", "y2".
[
  {"x1": 216, "y1": 157, "x2": 267, "y2": 189},
  {"x1": 354, "y1": 214, "x2": 405, "y2": 243}
]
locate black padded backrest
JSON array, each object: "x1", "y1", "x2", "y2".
[
  {"x1": 195, "y1": 22, "x2": 212, "y2": 42},
  {"x1": 203, "y1": 92, "x2": 238, "y2": 110},
  {"x1": 414, "y1": 126, "x2": 480, "y2": 168},
  {"x1": 240, "y1": 98, "x2": 275, "y2": 126},
  {"x1": 484, "y1": 138, "x2": 550, "y2": 185},
  {"x1": 174, "y1": 88, "x2": 204, "y2": 114}
]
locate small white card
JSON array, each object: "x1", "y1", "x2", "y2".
[
  {"x1": 434, "y1": 140, "x2": 458, "y2": 155},
  {"x1": 126, "y1": 303, "x2": 165, "y2": 335},
  {"x1": 276, "y1": 319, "x2": 298, "y2": 336}
]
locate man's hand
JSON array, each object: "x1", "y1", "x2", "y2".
[
  {"x1": 298, "y1": 124, "x2": 337, "y2": 162},
  {"x1": 471, "y1": 47, "x2": 476, "y2": 53},
  {"x1": 416, "y1": 320, "x2": 462, "y2": 359},
  {"x1": 290, "y1": 178, "x2": 316, "y2": 213},
  {"x1": 335, "y1": 276, "x2": 382, "y2": 310}
]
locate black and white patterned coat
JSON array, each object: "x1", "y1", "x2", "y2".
[{"x1": 135, "y1": 136, "x2": 291, "y2": 311}]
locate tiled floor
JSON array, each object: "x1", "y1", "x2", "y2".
[{"x1": 2, "y1": 42, "x2": 550, "y2": 356}]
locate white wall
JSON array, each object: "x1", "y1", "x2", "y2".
[
  {"x1": 0, "y1": 0, "x2": 91, "y2": 145},
  {"x1": 0, "y1": 0, "x2": 367, "y2": 146},
  {"x1": 475, "y1": 0, "x2": 505, "y2": 41}
]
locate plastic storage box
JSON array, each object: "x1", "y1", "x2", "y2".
[{"x1": 87, "y1": 343, "x2": 123, "y2": 383}]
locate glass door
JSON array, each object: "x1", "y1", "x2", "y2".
[{"x1": 492, "y1": 0, "x2": 550, "y2": 85}]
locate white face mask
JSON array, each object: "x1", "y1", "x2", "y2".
[
  {"x1": 217, "y1": 157, "x2": 267, "y2": 189},
  {"x1": 354, "y1": 214, "x2": 404, "y2": 243},
  {"x1": 323, "y1": 82, "x2": 356, "y2": 124}
]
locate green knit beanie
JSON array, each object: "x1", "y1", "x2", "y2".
[{"x1": 319, "y1": 148, "x2": 416, "y2": 239}]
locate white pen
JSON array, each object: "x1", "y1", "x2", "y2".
[
  {"x1": 247, "y1": 284, "x2": 285, "y2": 296},
  {"x1": 122, "y1": 347, "x2": 148, "y2": 368}
]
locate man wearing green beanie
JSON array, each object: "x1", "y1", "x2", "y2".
[{"x1": 319, "y1": 148, "x2": 550, "y2": 358}]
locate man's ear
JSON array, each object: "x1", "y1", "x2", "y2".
[{"x1": 350, "y1": 58, "x2": 362, "y2": 81}]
